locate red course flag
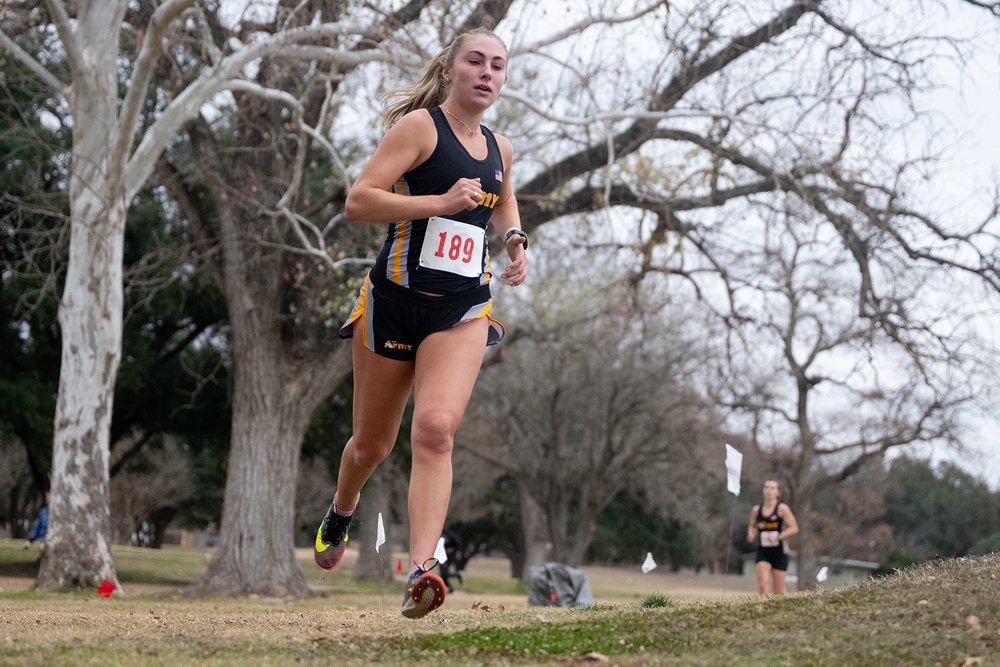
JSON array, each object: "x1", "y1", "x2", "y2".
[
  {"x1": 97, "y1": 580, "x2": 116, "y2": 598},
  {"x1": 395, "y1": 559, "x2": 403, "y2": 573}
]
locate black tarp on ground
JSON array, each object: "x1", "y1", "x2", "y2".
[{"x1": 527, "y1": 562, "x2": 594, "y2": 607}]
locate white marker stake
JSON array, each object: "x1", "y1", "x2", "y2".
[
  {"x1": 375, "y1": 512, "x2": 386, "y2": 553},
  {"x1": 641, "y1": 552, "x2": 657, "y2": 574},
  {"x1": 724, "y1": 444, "x2": 743, "y2": 496},
  {"x1": 434, "y1": 536, "x2": 448, "y2": 564}
]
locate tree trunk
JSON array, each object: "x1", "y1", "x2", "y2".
[
  {"x1": 508, "y1": 542, "x2": 527, "y2": 581},
  {"x1": 185, "y1": 189, "x2": 353, "y2": 597},
  {"x1": 40, "y1": 255, "x2": 122, "y2": 580},
  {"x1": 181, "y1": 96, "x2": 358, "y2": 597},
  {"x1": 794, "y1": 496, "x2": 816, "y2": 592},
  {"x1": 36, "y1": 1, "x2": 129, "y2": 592},
  {"x1": 566, "y1": 495, "x2": 600, "y2": 567},
  {"x1": 192, "y1": 331, "x2": 351, "y2": 597},
  {"x1": 352, "y1": 469, "x2": 394, "y2": 582},
  {"x1": 193, "y1": 341, "x2": 319, "y2": 597},
  {"x1": 519, "y1": 482, "x2": 551, "y2": 580}
]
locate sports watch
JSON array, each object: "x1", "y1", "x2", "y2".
[{"x1": 503, "y1": 228, "x2": 528, "y2": 249}]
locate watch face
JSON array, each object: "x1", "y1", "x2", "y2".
[{"x1": 505, "y1": 230, "x2": 527, "y2": 248}]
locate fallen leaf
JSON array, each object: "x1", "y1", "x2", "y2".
[
  {"x1": 961, "y1": 658, "x2": 983, "y2": 667},
  {"x1": 581, "y1": 651, "x2": 610, "y2": 662},
  {"x1": 966, "y1": 616, "x2": 982, "y2": 631}
]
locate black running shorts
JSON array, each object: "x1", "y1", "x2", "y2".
[
  {"x1": 340, "y1": 273, "x2": 504, "y2": 361},
  {"x1": 755, "y1": 546, "x2": 789, "y2": 571}
]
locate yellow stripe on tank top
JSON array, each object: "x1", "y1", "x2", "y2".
[
  {"x1": 392, "y1": 219, "x2": 407, "y2": 284},
  {"x1": 390, "y1": 179, "x2": 408, "y2": 285}
]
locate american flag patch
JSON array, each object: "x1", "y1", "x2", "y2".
[{"x1": 495, "y1": 169, "x2": 503, "y2": 182}]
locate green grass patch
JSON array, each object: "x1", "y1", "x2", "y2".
[
  {"x1": 379, "y1": 555, "x2": 1000, "y2": 665},
  {"x1": 454, "y1": 573, "x2": 528, "y2": 596},
  {"x1": 641, "y1": 591, "x2": 673, "y2": 608},
  {"x1": 109, "y1": 543, "x2": 215, "y2": 584}
]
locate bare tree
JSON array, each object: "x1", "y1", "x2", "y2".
[
  {"x1": 461, "y1": 253, "x2": 719, "y2": 570},
  {"x1": 709, "y1": 203, "x2": 982, "y2": 589},
  {"x1": 811, "y1": 486, "x2": 895, "y2": 565},
  {"x1": 634, "y1": 434, "x2": 750, "y2": 574},
  {"x1": 109, "y1": 437, "x2": 192, "y2": 546},
  {"x1": 497, "y1": 0, "x2": 1000, "y2": 583},
  {"x1": 0, "y1": 442, "x2": 34, "y2": 538}
]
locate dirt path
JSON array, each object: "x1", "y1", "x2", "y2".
[
  {"x1": 1, "y1": 548, "x2": 763, "y2": 662},
  {"x1": 3, "y1": 550, "x2": 758, "y2": 602}
]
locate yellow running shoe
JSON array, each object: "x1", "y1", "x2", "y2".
[{"x1": 314, "y1": 504, "x2": 352, "y2": 570}]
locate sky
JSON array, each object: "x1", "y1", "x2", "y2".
[
  {"x1": 919, "y1": 8, "x2": 1000, "y2": 487},
  {"x1": 929, "y1": 12, "x2": 1000, "y2": 195}
]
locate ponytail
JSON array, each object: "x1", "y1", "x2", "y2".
[
  {"x1": 383, "y1": 49, "x2": 450, "y2": 129},
  {"x1": 382, "y1": 28, "x2": 507, "y2": 130}
]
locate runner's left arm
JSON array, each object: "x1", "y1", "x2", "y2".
[{"x1": 490, "y1": 133, "x2": 526, "y2": 287}]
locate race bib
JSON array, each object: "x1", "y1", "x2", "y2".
[
  {"x1": 419, "y1": 216, "x2": 486, "y2": 277},
  {"x1": 760, "y1": 530, "x2": 780, "y2": 547}
]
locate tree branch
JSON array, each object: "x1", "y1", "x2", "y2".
[
  {"x1": 115, "y1": 0, "x2": 198, "y2": 169},
  {"x1": 517, "y1": 0, "x2": 820, "y2": 205},
  {"x1": 41, "y1": 0, "x2": 84, "y2": 74},
  {"x1": 0, "y1": 29, "x2": 68, "y2": 93},
  {"x1": 125, "y1": 22, "x2": 385, "y2": 200}
]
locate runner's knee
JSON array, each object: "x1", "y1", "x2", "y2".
[
  {"x1": 411, "y1": 410, "x2": 458, "y2": 457},
  {"x1": 348, "y1": 437, "x2": 394, "y2": 469}
]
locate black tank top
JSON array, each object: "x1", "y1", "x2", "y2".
[
  {"x1": 372, "y1": 107, "x2": 505, "y2": 295},
  {"x1": 757, "y1": 504, "x2": 784, "y2": 549}
]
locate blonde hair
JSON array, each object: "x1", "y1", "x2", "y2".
[{"x1": 382, "y1": 28, "x2": 507, "y2": 129}]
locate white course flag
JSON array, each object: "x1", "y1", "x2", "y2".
[
  {"x1": 724, "y1": 443, "x2": 743, "y2": 496},
  {"x1": 641, "y1": 552, "x2": 657, "y2": 574},
  {"x1": 375, "y1": 512, "x2": 386, "y2": 553},
  {"x1": 434, "y1": 536, "x2": 449, "y2": 564}
]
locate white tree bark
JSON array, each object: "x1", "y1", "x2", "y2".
[
  {"x1": 29, "y1": 0, "x2": 198, "y2": 590},
  {"x1": 2, "y1": 0, "x2": 376, "y2": 592},
  {"x1": 36, "y1": 0, "x2": 131, "y2": 590}
]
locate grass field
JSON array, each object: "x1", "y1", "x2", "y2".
[{"x1": 1, "y1": 539, "x2": 998, "y2": 666}]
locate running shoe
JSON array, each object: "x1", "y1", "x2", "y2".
[
  {"x1": 401, "y1": 559, "x2": 446, "y2": 619},
  {"x1": 314, "y1": 503, "x2": 352, "y2": 570}
]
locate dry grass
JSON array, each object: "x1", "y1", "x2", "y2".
[{"x1": 1, "y1": 539, "x2": 997, "y2": 666}]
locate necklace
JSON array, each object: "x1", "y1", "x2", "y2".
[{"x1": 442, "y1": 106, "x2": 479, "y2": 136}]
